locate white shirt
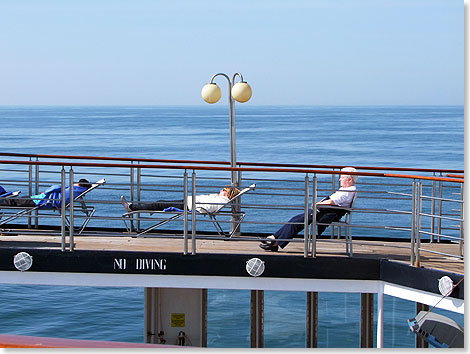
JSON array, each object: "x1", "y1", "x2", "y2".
[
  {"x1": 187, "y1": 194, "x2": 230, "y2": 214},
  {"x1": 329, "y1": 185, "x2": 357, "y2": 207}
]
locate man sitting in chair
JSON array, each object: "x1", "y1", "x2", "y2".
[
  {"x1": 0, "y1": 179, "x2": 92, "y2": 208},
  {"x1": 121, "y1": 186, "x2": 241, "y2": 214},
  {"x1": 260, "y1": 167, "x2": 358, "y2": 252}
]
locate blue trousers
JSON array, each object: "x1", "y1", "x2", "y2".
[{"x1": 274, "y1": 208, "x2": 346, "y2": 249}]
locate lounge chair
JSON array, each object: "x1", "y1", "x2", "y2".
[
  {"x1": 0, "y1": 178, "x2": 106, "y2": 234},
  {"x1": 122, "y1": 183, "x2": 256, "y2": 238}
]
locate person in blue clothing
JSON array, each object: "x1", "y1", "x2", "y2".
[
  {"x1": 0, "y1": 179, "x2": 92, "y2": 208},
  {"x1": 0, "y1": 185, "x2": 12, "y2": 198}
]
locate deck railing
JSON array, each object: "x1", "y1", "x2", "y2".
[{"x1": 0, "y1": 153, "x2": 463, "y2": 266}]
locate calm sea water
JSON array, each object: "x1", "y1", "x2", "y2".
[{"x1": 0, "y1": 106, "x2": 464, "y2": 347}]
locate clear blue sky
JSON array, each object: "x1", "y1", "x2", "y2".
[{"x1": 0, "y1": 0, "x2": 464, "y2": 106}]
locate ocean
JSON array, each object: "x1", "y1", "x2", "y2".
[{"x1": 0, "y1": 105, "x2": 464, "y2": 347}]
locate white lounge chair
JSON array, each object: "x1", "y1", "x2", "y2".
[{"x1": 122, "y1": 183, "x2": 256, "y2": 238}]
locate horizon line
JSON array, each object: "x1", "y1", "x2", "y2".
[{"x1": 0, "y1": 104, "x2": 464, "y2": 108}]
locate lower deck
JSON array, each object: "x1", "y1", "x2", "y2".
[{"x1": 0, "y1": 228, "x2": 464, "y2": 349}]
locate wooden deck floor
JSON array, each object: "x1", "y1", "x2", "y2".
[{"x1": 0, "y1": 230, "x2": 464, "y2": 275}]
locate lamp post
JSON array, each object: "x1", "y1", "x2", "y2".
[{"x1": 201, "y1": 72, "x2": 252, "y2": 187}]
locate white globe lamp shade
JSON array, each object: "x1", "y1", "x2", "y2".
[
  {"x1": 231, "y1": 81, "x2": 252, "y2": 103},
  {"x1": 201, "y1": 83, "x2": 222, "y2": 104}
]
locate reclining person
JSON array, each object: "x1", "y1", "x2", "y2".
[
  {"x1": 260, "y1": 167, "x2": 358, "y2": 252},
  {"x1": 121, "y1": 186, "x2": 241, "y2": 214},
  {"x1": 0, "y1": 179, "x2": 92, "y2": 208}
]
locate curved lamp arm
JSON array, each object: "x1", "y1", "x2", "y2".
[
  {"x1": 232, "y1": 72, "x2": 244, "y2": 83},
  {"x1": 209, "y1": 73, "x2": 231, "y2": 84}
]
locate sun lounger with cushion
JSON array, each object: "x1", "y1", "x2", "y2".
[
  {"x1": 122, "y1": 183, "x2": 256, "y2": 237},
  {"x1": 0, "y1": 178, "x2": 106, "y2": 234}
]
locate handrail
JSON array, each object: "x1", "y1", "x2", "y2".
[
  {"x1": 383, "y1": 173, "x2": 465, "y2": 184},
  {"x1": 0, "y1": 152, "x2": 228, "y2": 166},
  {"x1": 237, "y1": 161, "x2": 464, "y2": 174},
  {"x1": 0, "y1": 152, "x2": 463, "y2": 174},
  {"x1": 0, "y1": 159, "x2": 464, "y2": 184}
]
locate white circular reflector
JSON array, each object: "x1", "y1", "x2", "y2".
[
  {"x1": 14, "y1": 252, "x2": 33, "y2": 272},
  {"x1": 438, "y1": 276, "x2": 454, "y2": 296},
  {"x1": 246, "y1": 257, "x2": 265, "y2": 277}
]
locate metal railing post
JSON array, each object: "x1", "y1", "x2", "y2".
[
  {"x1": 60, "y1": 167, "x2": 67, "y2": 252},
  {"x1": 416, "y1": 181, "x2": 422, "y2": 267},
  {"x1": 183, "y1": 171, "x2": 188, "y2": 255},
  {"x1": 303, "y1": 173, "x2": 309, "y2": 258},
  {"x1": 311, "y1": 175, "x2": 318, "y2": 258},
  {"x1": 410, "y1": 180, "x2": 416, "y2": 266},
  {"x1": 69, "y1": 167, "x2": 74, "y2": 251},
  {"x1": 437, "y1": 180, "x2": 443, "y2": 241},
  {"x1": 430, "y1": 179, "x2": 436, "y2": 242},
  {"x1": 331, "y1": 171, "x2": 336, "y2": 238},
  {"x1": 231, "y1": 169, "x2": 243, "y2": 236},
  {"x1": 459, "y1": 183, "x2": 464, "y2": 257},
  {"x1": 34, "y1": 158, "x2": 39, "y2": 228},
  {"x1": 130, "y1": 162, "x2": 135, "y2": 202},
  {"x1": 27, "y1": 159, "x2": 33, "y2": 228},
  {"x1": 136, "y1": 163, "x2": 141, "y2": 231},
  {"x1": 127, "y1": 163, "x2": 136, "y2": 233},
  {"x1": 191, "y1": 171, "x2": 197, "y2": 255}
]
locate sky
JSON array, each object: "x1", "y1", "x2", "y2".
[{"x1": 0, "y1": 0, "x2": 464, "y2": 106}]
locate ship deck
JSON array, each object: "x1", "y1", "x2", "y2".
[{"x1": 0, "y1": 230, "x2": 463, "y2": 275}]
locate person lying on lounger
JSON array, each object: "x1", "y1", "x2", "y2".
[
  {"x1": 121, "y1": 186, "x2": 241, "y2": 214},
  {"x1": 259, "y1": 167, "x2": 358, "y2": 252},
  {"x1": 0, "y1": 179, "x2": 92, "y2": 208}
]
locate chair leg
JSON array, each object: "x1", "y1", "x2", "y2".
[
  {"x1": 78, "y1": 209, "x2": 96, "y2": 234},
  {"x1": 339, "y1": 225, "x2": 350, "y2": 256},
  {"x1": 136, "y1": 214, "x2": 183, "y2": 237},
  {"x1": 346, "y1": 227, "x2": 353, "y2": 257}
]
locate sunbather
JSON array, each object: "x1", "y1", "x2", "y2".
[
  {"x1": 260, "y1": 167, "x2": 358, "y2": 252},
  {"x1": 0, "y1": 179, "x2": 92, "y2": 208},
  {"x1": 121, "y1": 186, "x2": 241, "y2": 214}
]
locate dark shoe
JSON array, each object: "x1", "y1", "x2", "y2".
[
  {"x1": 259, "y1": 242, "x2": 278, "y2": 252},
  {"x1": 261, "y1": 235, "x2": 276, "y2": 244}
]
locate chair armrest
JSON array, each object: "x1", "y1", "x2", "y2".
[{"x1": 316, "y1": 205, "x2": 353, "y2": 212}]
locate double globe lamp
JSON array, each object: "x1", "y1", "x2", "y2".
[
  {"x1": 201, "y1": 75, "x2": 252, "y2": 104},
  {"x1": 201, "y1": 73, "x2": 252, "y2": 186}
]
